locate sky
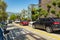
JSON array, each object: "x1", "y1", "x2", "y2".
[{"x1": 4, "y1": 0, "x2": 38, "y2": 13}]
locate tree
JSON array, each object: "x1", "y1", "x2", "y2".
[
  {"x1": 37, "y1": 7, "x2": 43, "y2": 17},
  {"x1": 31, "y1": 8, "x2": 36, "y2": 15},
  {"x1": 32, "y1": 13, "x2": 39, "y2": 21},
  {"x1": 57, "y1": 1, "x2": 60, "y2": 8},
  {"x1": 40, "y1": 9, "x2": 48, "y2": 17},
  {"x1": 56, "y1": 13, "x2": 60, "y2": 18},
  {"x1": 0, "y1": 1, "x2": 7, "y2": 11},
  {"x1": 52, "y1": 1, "x2": 56, "y2": 7},
  {"x1": 47, "y1": 4, "x2": 51, "y2": 12},
  {"x1": 9, "y1": 14, "x2": 17, "y2": 20},
  {"x1": 31, "y1": 8, "x2": 40, "y2": 21},
  {"x1": 51, "y1": 8, "x2": 56, "y2": 14},
  {"x1": 0, "y1": 1, "x2": 7, "y2": 22},
  {"x1": 16, "y1": 14, "x2": 21, "y2": 20}
]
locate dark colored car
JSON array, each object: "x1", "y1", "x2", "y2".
[
  {"x1": 0, "y1": 28, "x2": 4, "y2": 40},
  {"x1": 32, "y1": 18, "x2": 60, "y2": 32},
  {"x1": 0, "y1": 28, "x2": 9, "y2": 40},
  {"x1": 20, "y1": 21, "x2": 29, "y2": 26},
  {"x1": 0, "y1": 22, "x2": 7, "y2": 29},
  {"x1": 9, "y1": 20, "x2": 12, "y2": 24}
]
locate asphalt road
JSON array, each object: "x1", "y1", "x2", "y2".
[
  {"x1": 5, "y1": 23, "x2": 60, "y2": 40},
  {"x1": 4, "y1": 24, "x2": 45, "y2": 40}
]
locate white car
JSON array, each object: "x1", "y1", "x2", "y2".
[
  {"x1": 29, "y1": 21, "x2": 35, "y2": 27},
  {"x1": 15, "y1": 20, "x2": 20, "y2": 23}
]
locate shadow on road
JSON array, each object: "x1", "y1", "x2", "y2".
[
  {"x1": 5, "y1": 28, "x2": 27, "y2": 40},
  {"x1": 36, "y1": 28, "x2": 46, "y2": 31},
  {"x1": 52, "y1": 30, "x2": 60, "y2": 34},
  {"x1": 36, "y1": 28, "x2": 60, "y2": 34},
  {"x1": 6, "y1": 28, "x2": 46, "y2": 40}
]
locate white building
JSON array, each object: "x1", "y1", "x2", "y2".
[
  {"x1": 28, "y1": 4, "x2": 39, "y2": 20},
  {"x1": 20, "y1": 9, "x2": 28, "y2": 18}
]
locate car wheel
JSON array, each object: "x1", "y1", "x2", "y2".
[
  {"x1": 46, "y1": 27, "x2": 52, "y2": 33},
  {"x1": 32, "y1": 25, "x2": 36, "y2": 29}
]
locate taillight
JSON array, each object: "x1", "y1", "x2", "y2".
[{"x1": 53, "y1": 22, "x2": 60, "y2": 24}]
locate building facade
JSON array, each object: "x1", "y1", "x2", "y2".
[
  {"x1": 39, "y1": 0, "x2": 60, "y2": 17},
  {"x1": 20, "y1": 9, "x2": 28, "y2": 19},
  {"x1": 39, "y1": 0, "x2": 51, "y2": 10}
]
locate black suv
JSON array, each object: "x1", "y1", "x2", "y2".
[{"x1": 32, "y1": 18, "x2": 60, "y2": 32}]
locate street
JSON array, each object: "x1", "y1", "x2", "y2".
[
  {"x1": 4, "y1": 23, "x2": 60, "y2": 40},
  {"x1": 5, "y1": 23, "x2": 45, "y2": 40},
  {"x1": 0, "y1": 0, "x2": 60, "y2": 40},
  {"x1": 1, "y1": 22, "x2": 60, "y2": 40},
  {"x1": 13, "y1": 23, "x2": 60, "y2": 40}
]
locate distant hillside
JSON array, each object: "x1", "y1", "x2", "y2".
[{"x1": 7, "y1": 12, "x2": 19, "y2": 16}]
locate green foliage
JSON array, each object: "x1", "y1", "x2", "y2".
[
  {"x1": 51, "y1": 9, "x2": 56, "y2": 14},
  {"x1": 16, "y1": 14, "x2": 21, "y2": 20},
  {"x1": 47, "y1": 4, "x2": 51, "y2": 8},
  {"x1": 40, "y1": 9, "x2": 48, "y2": 17},
  {"x1": 32, "y1": 12, "x2": 39, "y2": 21},
  {"x1": 57, "y1": 1, "x2": 60, "y2": 8},
  {"x1": 47, "y1": 4, "x2": 51, "y2": 12},
  {"x1": 23, "y1": 18, "x2": 28, "y2": 21},
  {"x1": 0, "y1": 12, "x2": 8, "y2": 21},
  {"x1": 31, "y1": 8, "x2": 36, "y2": 15},
  {"x1": 32, "y1": 8, "x2": 48, "y2": 21},
  {"x1": 0, "y1": 1, "x2": 7, "y2": 10},
  {"x1": 10, "y1": 14, "x2": 17, "y2": 20},
  {"x1": 52, "y1": 1, "x2": 56, "y2": 6},
  {"x1": 21, "y1": 17, "x2": 28, "y2": 21},
  {"x1": 0, "y1": 1, "x2": 7, "y2": 22},
  {"x1": 38, "y1": 7, "x2": 42, "y2": 12},
  {"x1": 38, "y1": 7, "x2": 43, "y2": 17},
  {"x1": 56, "y1": 13, "x2": 60, "y2": 18}
]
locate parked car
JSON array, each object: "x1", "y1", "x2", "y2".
[
  {"x1": 9, "y1": 20, "x2": 12, "y2": 24},
  {"x1": 32, "y1": 18, "x2": 60, "y2": 32},
  {"x1": 29, "y1": 21, "x2": 35, "y2": 27},
  {"x1": 20, "y1": 21, "x2": 29, "y2": 26},
  {"x1": 0, "y1": 22, "x2": 7, "y2": 29},
  {"x1": 0, "y1": 28, "x2": 9, "y2": 40},
  {"x1": 15, "y1": 20, "x2": 20, "y2": 23}
]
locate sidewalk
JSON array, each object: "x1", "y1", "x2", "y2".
[{"x1": 13, "y1": 23, "x2": 60, "y2": 40}]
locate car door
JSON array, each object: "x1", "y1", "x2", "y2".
[
  {"x1": 35, "y1": 19, "x2": 40, "y2": 28},
  {"x1": 38, "y1": 18, "x2": 44, "y2": 29},
  {"x1": 41, "y1": 18, "x2": 51, "y2": 29},
  {"x1": 39, "y1": 18, "x2": 46, "y2": 29},
  {"x1": 45, "y1": 18, "x2": 52, "y2": 26}
]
